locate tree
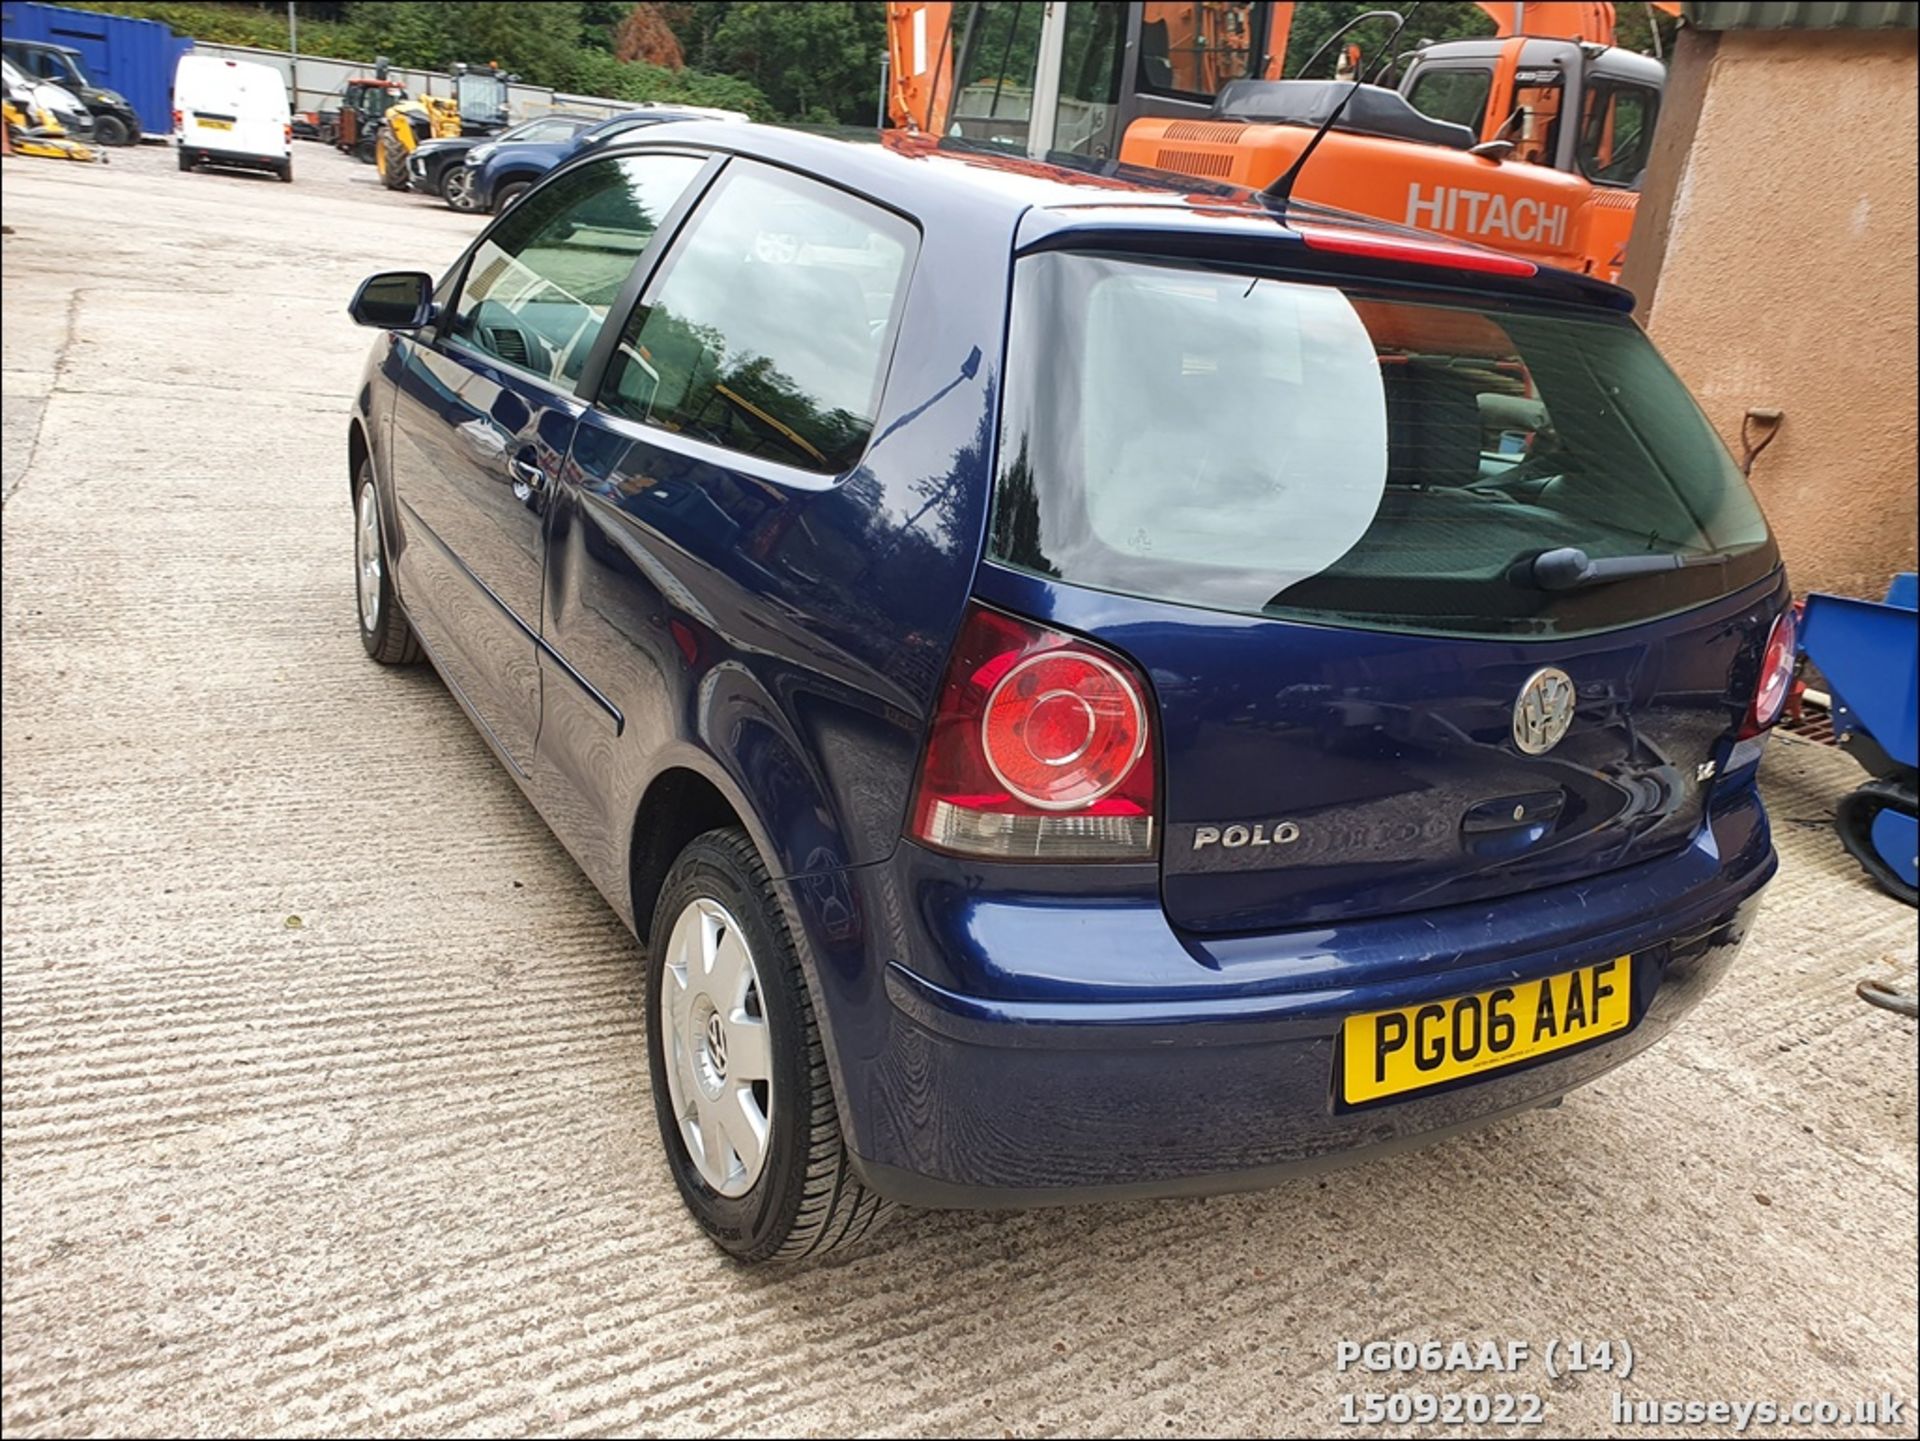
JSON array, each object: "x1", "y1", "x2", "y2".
[
  {"x1": 577, "y1": 0, "x2": 629, "y2": 53},
  {"x1": 564, "y1": 47, "x2": 773, "y2": 117},
  {"x1": 614, "y1": 3, "x2": 684, "y2": 68},
  {"x1": 442, "y1": 1, "x2": 585, "y2": 80},
  {"x1": 659, "y1": 1, "x2": 740, "y2": 73},
  {"x1": 702, "y1": 1, "x2": 887, "y2": 124}
]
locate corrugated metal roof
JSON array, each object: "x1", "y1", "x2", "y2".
[{"x1": 1685, "y1": 2, "x2": 1919, "y2": 29}]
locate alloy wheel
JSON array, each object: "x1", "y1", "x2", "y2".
[{"x1": 443, "y1": 167, "x2": 476, "y2": 211}]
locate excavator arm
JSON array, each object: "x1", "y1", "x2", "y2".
[{"x1": 1473, "y1": 1, "x2": 1680, "y2": 42}]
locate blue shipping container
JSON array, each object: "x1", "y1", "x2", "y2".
[{"x1": 1, "y1": 1, "x2": 192, "y2": 135}]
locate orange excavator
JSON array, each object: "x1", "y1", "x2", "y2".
[{"x1": 885, "y1": 2, "x2": 1679, "y2": 281}]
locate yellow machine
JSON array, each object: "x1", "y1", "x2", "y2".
[
  {"x1": 375, "y1": 94, "x2": 460, "y2": 189},
  {"x1": 2, "y1": 91, "x2": 101, "y2": 162}
]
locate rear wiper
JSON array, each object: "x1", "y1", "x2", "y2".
[{"x1": 1513, "y1": 546, "x2": 1728, "y2": 591}]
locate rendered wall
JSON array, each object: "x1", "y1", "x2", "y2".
[{"x1": 1628, "y1": 26, "x2": 1918, "y2": 599}]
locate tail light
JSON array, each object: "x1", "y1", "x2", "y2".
[
  {"x1": 172, "y1": 108, "x2": 182, "y2": 130},
  {"x1": 284, "y1": 123, "x2": 293, "y2": 142},
  {"x1": 909, "y1": 603, "x2": 1156, "y2": 861},
  {"x1": 1740, "y1": 608, "x2": 1797, "y2": 738}
]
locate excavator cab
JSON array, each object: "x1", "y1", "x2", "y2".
[
  {"x1": 1398, "y1": 35, "x2": 1664, "y2": 183},
  {"x1": 451, "y1": 62, "x2": 513, "y2": 137},
  {"x1": 924, "y1": 1, "x2": 1274, "y2": 161},
  {"x1": 887, "y1": 2, "x2": 1674, "y2": 279}
]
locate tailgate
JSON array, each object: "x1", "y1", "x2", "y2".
[{"x1": 977, "y1": 564, "x2": 1781, "y2": 931}]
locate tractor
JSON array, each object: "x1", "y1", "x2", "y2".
[{"x1": 331, "y1": 69, "x2": 408, "y2": 162}]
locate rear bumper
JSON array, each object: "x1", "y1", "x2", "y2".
[
  {"x1": 179, "y1": 140, "x2": 286, "y2": 169},
  {"x1": 810, "y1": 783, "x2": 1775, "y2": 1207}
]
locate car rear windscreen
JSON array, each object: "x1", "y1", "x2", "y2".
[{"x1": 990, "y1": 252, "x2": 1778, "y2": 638}]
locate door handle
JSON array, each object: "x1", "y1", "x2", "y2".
[{"x1": 508, "y1": 456, "x2": 546, "y2": 496}]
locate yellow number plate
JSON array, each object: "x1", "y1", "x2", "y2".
[
  {"x1": 1341, "y1": 958, "x2": 1631, "y2": 1104},
  {"x1": 199, "y1": 118, "x2": 233, "y2": 130}
]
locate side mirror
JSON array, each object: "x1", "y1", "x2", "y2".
[{"x1": 349, "y1": 270, "x2": 435, "y2": 330}]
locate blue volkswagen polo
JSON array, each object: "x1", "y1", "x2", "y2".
[{"x1": 345, "y1": 123, "x2": 1791, "y2": 1262}]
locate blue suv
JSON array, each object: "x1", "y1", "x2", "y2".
[
  {"x1": 466, "y1": 105, "x2": 726, "y2": 213},
  {"x1": 346, "y1": 124, "x2": 1791, "y2": 1262}
]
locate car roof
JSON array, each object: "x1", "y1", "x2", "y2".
[
  {"x1": 586, "y1": 109, "x2": 707, "y2": 132},
  {"x1": 509, "y1": 113, "x2": 595, "y2": 129},
  {"x1": 608, "y1": 122, "x2": 1633, "y2": 311}
]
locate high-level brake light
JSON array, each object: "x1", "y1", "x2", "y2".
[{"x1": 1299, "y1": 225, "x2": 1539, "y2": 277}]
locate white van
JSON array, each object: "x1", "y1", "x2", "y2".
[{"x1": 174, "y1": 53, "x2": 291, "y2": 181}]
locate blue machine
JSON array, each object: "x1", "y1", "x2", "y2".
[
  {"x1": 0, "y1": 1, "x2": 191, "y2": 137},
  {"x1": 1799, "y1": 574, "x2": 1920, "y2": 905}
]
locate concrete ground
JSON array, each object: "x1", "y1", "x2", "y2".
[{"x1": 1, "y1": 141, "x2": 1915, "y2": 1440}]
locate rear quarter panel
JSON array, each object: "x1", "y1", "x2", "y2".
[{"x1": 533, "y1": 166, "x2": 1015, "y2": 919}]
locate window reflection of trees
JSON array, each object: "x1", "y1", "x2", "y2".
[{"x1": 611, "y1": 295, "x2": 875, "y2": 474}]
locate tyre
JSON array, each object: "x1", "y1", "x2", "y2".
[
  {"x1": 442, "y1": 165, "x2": 480, "y2": 212},
  {"x1": 177, "y1": 147, "x2": 195, "y2": 172},
  {"x1": 378, "y1": 129, "x2": 409, "y2": 190},
  {"x1": 354, "y1": 459, "x2": 421, "y2": 665},
  {"x1": 648, "y1": 828, "x2": 893, "y2": 1262},
  {"x1": 492, "y1": 179, "x2": 530, "y2": 214},
  {"x1": 353, "y1": 133, "x2": 377, "y2": 164},
  {"x1": 93, "y1": 113, "x2": 131, "y2": 147},
  {"x1": 278, "y1": 158, "x2": 294, "y2": 184}
]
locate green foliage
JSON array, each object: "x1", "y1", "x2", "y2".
[
  {"x1": 577, "y1": 1, "x2": 629, "y2": 55},
  {"x1": 72, "y1": 0, "x2": 772, "y2": 115},
  {"x1": 564, "y1": 48, "x2": 772, "y2": 118},
  {"x1": 77, "y1": 1, "x2": 359, "y2": 52},
  {"x1": 700, "y1": 1, "x2": 887, "y2": 124},
  {"x1": 1609, "y1": 3, "x2": 1682, "y2": 58},
  {"x1": 329, "y1": 2, "x2": 584, "y2": 79}
]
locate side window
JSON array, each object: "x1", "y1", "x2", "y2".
[
  {"x1": 1406, "y1": 67, "x2": 1494, "y2": 132},
  {"x1": 448, "y1": 152, "x2": 704, "y2": 388},
  {"x1": 1137, "y1": 2, "x2": 1260, "y2": 102},
  {"x1": 1504, "y1": 70, "x2": 1566, "y2": 167},
  {"x1": 600, "y1": 163, "x2": 917, "y2": 476},
  {"x1": 947, "y1": 0, "x2": 1045, "y2": 151},
  {"x1": 1052, "y1": 0, "x2": 1127, "y2": 158},
  {"x1": 1577, "y1": 80, "x2": 1659, "y2": 186}
]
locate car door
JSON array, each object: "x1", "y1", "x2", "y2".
[{"x1": 386, "y1": 150, "x2": 710, "y2": 771}]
